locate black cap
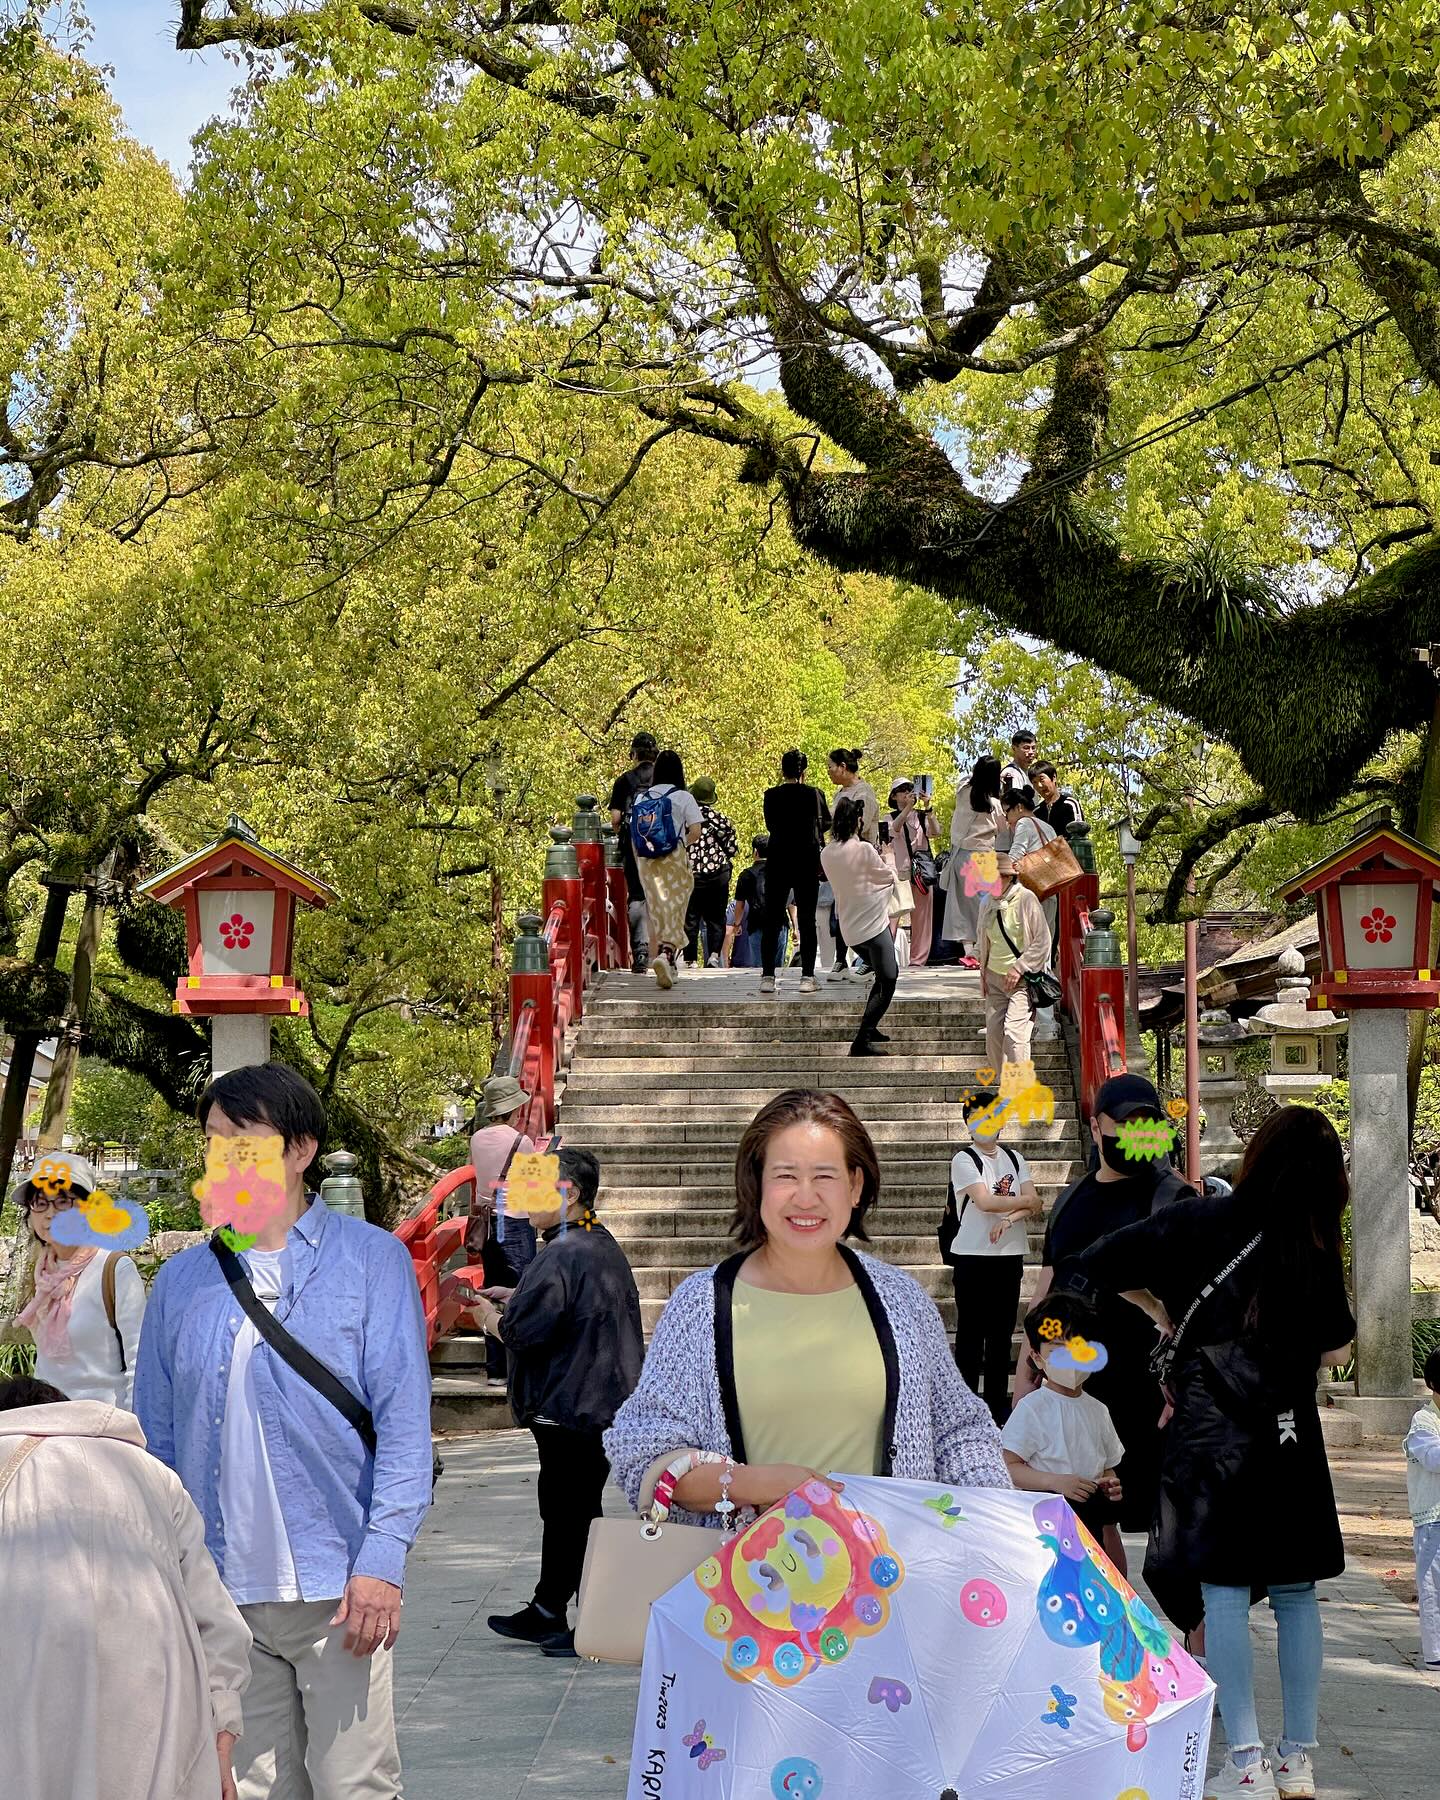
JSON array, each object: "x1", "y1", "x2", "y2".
[{"x1": 1094, "y1": 1073, "x2": 1164, "y2": 1121}]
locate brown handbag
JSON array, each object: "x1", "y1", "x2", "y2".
[{"x1": 1014, "y1": 830, "x2": 1083, "y2": 899}]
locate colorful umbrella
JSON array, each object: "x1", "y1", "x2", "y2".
[{"x1": 627, "y1": 1477, "x2": 1213, "y2": 1800}]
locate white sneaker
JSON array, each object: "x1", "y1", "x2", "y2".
[
  {"x1": 759, "y1": 976, "x2": 776, "y2": 993},
  {"x1": 826, "y1": 968, "x2": 849, "y2": 983},
  {"x1": 705, "y1": 954, "x2": 720, "y2": 969},
  {"x1": 1272, "y1": 1748, "x2": 1314, "y2": 1799},
  {"x1": 652, "y1": 955, "x2": 673, "y2": 991},
  {"x1": 1204, "y1": 1757, "x2": 1278, "y2": 1800},
  {"x1": 800, "y1": 976, "x2": 817, "y2": 993}
]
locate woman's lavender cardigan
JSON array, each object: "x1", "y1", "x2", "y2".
[{"x1": 604, "y1": 1248, "x2": 1011, "y2": 1526}]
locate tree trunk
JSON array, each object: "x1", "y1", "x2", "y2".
[
  {"x1": 0, "y1": 880, "x2": 74, "y2": 1194},
  {"x1": 35, "y1": 870, "x2": 108, "y2": 1153}
]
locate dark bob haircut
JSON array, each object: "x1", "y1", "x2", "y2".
[
  {"x1": 780, "y1": 748, "x2": 808, "y2": 780},
  {"x1": 831, "y1": 794, "x2": 864, "y2": 843},
  {"x1": 197, "y1": 1061, "x2": 328, "y2": 1154},
  {"x1": 653, "y1": 748, "x2": 687, "y2": 789},
  {"x1": 730, "y1": 1089, "x2": 881, "y2": 1251},
  {"x1": 557, "y1": 1146, "x2": 601, "y2": 1214},
  {"x1": 0, "y1": 1376, "x2": 70, "y2": 1411},
  {"x1": 1023, "y1": 1290, "x2": 1100, "y2": 1353}
]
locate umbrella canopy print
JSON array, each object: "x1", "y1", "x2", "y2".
[{"x1": 627, "y1": 1478, "x2": 1212, "y2": 1800}]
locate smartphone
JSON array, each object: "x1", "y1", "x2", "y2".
[{"x1": 915, "y1": 774, "x2": 934, "y2": 807}]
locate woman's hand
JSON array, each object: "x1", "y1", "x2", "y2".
[
  {"x1": 1003, "y1": 965, "x2": 1023, "y2": 992},
  {"x1": 734, "y1": 1464, "x2": 845, "y2": 1510},
  {"x1": 217, "y1": 1732, "x2": 238, "y2": 1800}
]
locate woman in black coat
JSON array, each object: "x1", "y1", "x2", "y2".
[{"x1": 1072, "y1": 1107, "x2": 1354, "y2": 1800}]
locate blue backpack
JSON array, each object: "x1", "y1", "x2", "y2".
[{"x1": 630, "y1": 786, "x2": 681, "y2": 858}]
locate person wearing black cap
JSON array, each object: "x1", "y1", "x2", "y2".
[{"x1": 1015, "y1": 1072, "x2": 1190, "y2": 1542}]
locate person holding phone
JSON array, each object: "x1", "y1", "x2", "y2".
[{"x1": 889, "y1": 779, "x2": 939, "y2": 967}]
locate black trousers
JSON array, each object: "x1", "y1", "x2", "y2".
[
  {"x1": 850, "y1": 927, "x2": 898, "y2": 1043},
  {"x1": 684, "y1": 872, "x2": 730, "y2": 963},
  {"x1": 951, "y1": 1254, "x2": 1025, "y2": 1425},
  {"x1": 531, "y1": 1424, "x2": 610, "y2": 1617},
  {"x1": 763, "y1": 861, "x2": 820, "y2": 976}
]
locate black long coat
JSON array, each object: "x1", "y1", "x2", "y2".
[{"x1": 1075, "y1": 1193, "x2": 1355, "y2": 1630}]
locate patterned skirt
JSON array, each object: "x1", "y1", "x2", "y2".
[{"x1": 637, "y1": 848, "x2": 695, "y2": 953}]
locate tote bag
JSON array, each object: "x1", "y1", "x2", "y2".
[
  {"x1": 575, "y1": 1511, "x2": 729, "y2": 1664},
  {"x1": 1014, "y1": 830, "x2": 1082, "y2": 900}
]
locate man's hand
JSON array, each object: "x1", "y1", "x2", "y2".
[
  {"x1": 1100, "y1": 1473, "x2": 1123, "y2": 1504},
  {"x1": 472, "y1": 1296, "x2": 503, "y2": 1337},
  {"x1": 477, "y1": 1285, "x2": 514, "y2": 1302},
  {"x1": 1003, "y1": 965, "x2": 1023, "y2": 992},
  {"x1": 217, "y1": 1731, "x2": 238, "y2": 1800},
  {"x1": 331, "y1": 1575, "x2": 403, "y2": 1657},
  {"x1": 1057, "y1": 1475, "x2": 1098, "y2": 1505}
]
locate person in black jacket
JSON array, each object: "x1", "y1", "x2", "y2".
[
  {"x1": 1072, "y1": 1107, "x2": 1355, "y2": 1800},
  {"x1": 474, "y1": 1147, "x2": 643, "y2": 1657},
  {"x1": 760, "y1": 748, "x2": 832, "y2": 993}
]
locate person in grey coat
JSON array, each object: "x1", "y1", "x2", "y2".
[
  {"x1": 604, "y1": 1090, "x2": 1009, "y2": 1531},
  {"x1": 473, "y1": 1147, "x2": 643, "y2": 1658}
]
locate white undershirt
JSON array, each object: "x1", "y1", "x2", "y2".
[{"x1": 219, "y1": 1248, "x2": 300, "y2": 1605}]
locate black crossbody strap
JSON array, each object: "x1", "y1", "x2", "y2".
[
  {"x1": 995, "y1": 900, "x2": 1023, "y2": 960},
  {"x1": 1168, "y1": 1232, "x2": 1262, "y2": 1365},
  {"x1": 209, "y1": 1235, "x2": 377, "y2": 1456}
]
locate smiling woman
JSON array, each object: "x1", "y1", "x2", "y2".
[{"x1": 604, "y1": 1090, "x2": 1011, "y2": 1530}]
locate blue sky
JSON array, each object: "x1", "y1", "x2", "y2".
[{"x1": 82, "y1": 1, "x2": 242, "y2": 174}]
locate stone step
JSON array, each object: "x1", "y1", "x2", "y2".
[
  {"x1": 563, "y1": 1118, "x2": 1083, "y2": 1150},
  {"x1": 567, "y1": 1054, "x2": 1068, "y2": 1078},
  {"x1": 584, "y1": 997, "x2": 986, "y2": 1020},
  {"x1": 562, "y1": 1077, "x2": 1079, "y2": 1109},
  {"x1": 575, "y1": 1019, "x2": 1022, "y2": 1044},
  {"x1": 430, "y1": 1372, "x2": 515, "y2": 1433},
  {"x1": 596, "y1": 1160, "x2": 1085, "y2": 1192},
  {"x1": 605, "y1": 1205, "x2": 1055, "y2": 1239}
]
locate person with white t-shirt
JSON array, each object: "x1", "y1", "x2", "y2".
[
  {"x1": 1001, "y1": 1291, "x2": 1127, "y2": 1571},
  {"x1": 939, "y1": 1092, "x2": 1042, "y2": 1424}
]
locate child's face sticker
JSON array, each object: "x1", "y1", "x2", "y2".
[
  {"x1": 194, "y1": 1133, "x2": 290, "y2": 1248},
  {"x1": 50, "y1": 1190, "x2": 150, "y2": 1251}
]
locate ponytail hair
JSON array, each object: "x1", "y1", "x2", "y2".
[
  {"x1": 828, "y1": 747, "x2": 863, "y2": 774},
  {"x1": 781, "y1": 748, "x2": 808, "y2": 780},
  {"x1": 832, "y1": 795, "x2": 863, "y2": 842}
]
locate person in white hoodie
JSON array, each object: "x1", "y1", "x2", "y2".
[
  {"x1": 820, "y1": 794, "x2": 899, "y2": 1057},
  {"x1": 0, "y1": 1378, "x2": 252, "y2": 1799},
  {"x1": 1405, "y1": 1346, "x2": 1440, "y2": 1668}
]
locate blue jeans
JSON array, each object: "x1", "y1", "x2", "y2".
[{"x1": 1201, "y1": 1580, "x2": 1322, "y2": 1763}]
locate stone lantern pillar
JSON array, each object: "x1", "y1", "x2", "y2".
[
  {"x1": 1196, "y1": 1008, "x2": 1249, "y2": 1179},
  {"x1": 1247, "y1": 946, "x2": 1347, "y2": 1106}
]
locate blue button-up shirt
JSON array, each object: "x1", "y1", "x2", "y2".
[{"x1": 134, "y1": 1198, "x2": 432, "y2": 1600}]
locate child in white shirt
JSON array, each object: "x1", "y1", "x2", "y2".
[
  {"x1": 1404, "y1": 1346, "x2": 1440, "y2": 1668},
  {"x1": 1001, "y1": 1292, "x2": 1126, "y2": 1571}
]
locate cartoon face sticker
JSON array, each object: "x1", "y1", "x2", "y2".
[
  {"x1": 964, "y1": 849, "x2": 1002, "y2": 897},
  {"x1": 50, "y1": 1189, "x2": 150, "y2": 1252},
  {"x1": 193, "y1": 1133, "x2": 289, "y2": 1251},
  {"x1": 31, "y1": 1157, "x2": 77, "y2": 1197},
  {"x1": 499, "y1": 1151, "x2": 564, "y2": 1218},
  {"x1": 1049, "y1": 1335, "x2": 1109, "y2": 1376},
  {"x1": 771, "y1": 1759, "x2": 823, "y2": 1800},
  {"x1": 959, "y1": 1577, "x2": 1007, "y2": 1627},
  {"x1": 699, "y1": 1487, "x2": 901, "y2": 1686}
]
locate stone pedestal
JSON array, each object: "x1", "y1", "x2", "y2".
[
  {"x1": 1348, "y1": 1007, "x2": 1414, "y2": 1409},
  {"x1": 211, "y1": 1013, "x2": 272, "y2": 1076}
]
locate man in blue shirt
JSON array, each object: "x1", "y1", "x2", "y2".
[{"x1": 135, "y1": 1063, "x2": 433, "y2": 1800}]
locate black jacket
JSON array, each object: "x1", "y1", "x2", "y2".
[
  {"x1": 499, "y1": 1222, "x2": 644, "y2": 1431},
  {"x1": 1075, "y1": 1193, "x2": 1355, "y2": 1624}
]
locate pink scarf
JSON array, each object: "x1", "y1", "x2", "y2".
[{"x1": 18, "y1": 1245, "x2": 98, "y2": 1360}]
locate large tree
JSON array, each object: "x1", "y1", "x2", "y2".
[{"x1": 172, "y1": 0, "x2": 1440, "y2": 833}]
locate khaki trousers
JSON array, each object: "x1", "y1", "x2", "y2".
[
  {"x1": 234, "y1": 1600, "x2": 402, "y2": 1800},
  {"x1": 985, "y1": 983, "x2": 1033, "y2": 1074}
]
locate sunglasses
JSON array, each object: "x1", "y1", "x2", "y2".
[{"x1": 27, "y1": 1194, "x2": 78, "y2": 1213}]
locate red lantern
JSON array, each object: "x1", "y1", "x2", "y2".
[
  {"x1": 138, "y1": 816, "x2": 334, "y2": 1018},
  {"x1": 1279, "y1": 813, "x2": 1440, "y2": 1010}
]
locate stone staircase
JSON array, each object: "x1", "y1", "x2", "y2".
[{"x1": 557, "y1": 968, "x2": 1088, "y2": 1336}]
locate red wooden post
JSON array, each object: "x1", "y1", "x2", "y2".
[
  {"x1": 572, "y1": 794, "x2": 607, "y2": 974},
  {"x1": 1077, "y1": 908, "x2": 1127, "y2": 1121},
  {"x1": 604, "y1": 825, "x2": 630, "y2": 970},
  {"x1": 543, "y1": 826, "x2": 585, "y2": 1022},
  {"x1": 509, "y1": 912, "x2": 556, "y2": 1127},
  {"x1": 1058, "y1": 870, "x2": 1098, "y2": 1016}
]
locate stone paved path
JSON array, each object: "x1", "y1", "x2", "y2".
[{"x1": 398, "y1": 1430, "x2": 1439, "y2": 1800}]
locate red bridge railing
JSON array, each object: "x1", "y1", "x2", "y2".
[{"x1": 396, "y1": 799, "x2": 622, "y2": 1348}]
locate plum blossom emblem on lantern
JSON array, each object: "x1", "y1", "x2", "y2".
[
  {"x1": 221, "y1": 911, "x2": 255, "y2": 949},
  {"x1": 1360, "y1": 905, "x2": 1396, "y2": 945}
]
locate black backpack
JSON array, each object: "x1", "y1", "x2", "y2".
[{"x1": 938, "y1": 1144, "x2": 1021, "y2": 1263}]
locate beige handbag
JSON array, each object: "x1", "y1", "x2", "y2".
[
  {"x1": 1014, "y1": 832, "x2": 1082, "y2": 899},
  {"x1": 887, "y1": 876, "x2": 915, "y2": 922},
  {"x1": 574, "y1": 1508, "x2": 729, "y2": 1664}
]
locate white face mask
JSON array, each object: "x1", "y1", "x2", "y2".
[{"x1": 1040, "y1": 1354, "x2": 1086, "y2": 1392}]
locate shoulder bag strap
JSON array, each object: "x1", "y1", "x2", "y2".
[
  {"x1": 0, "y1": 1434, "x2": 41, "y2": 1503},
  {"x1": 995, "y1": 900, "x2": 1023, "y2": 960},
  {"x1": 208, "y1": 1235, "x2": 378, "y2": 1455},
  {"x1": 101, "y1": 1251, "x2": 129, "y2": 1371},
  {"x1": 1166, "y1": 1232, "x2": 1263, "y2": 1367}
]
